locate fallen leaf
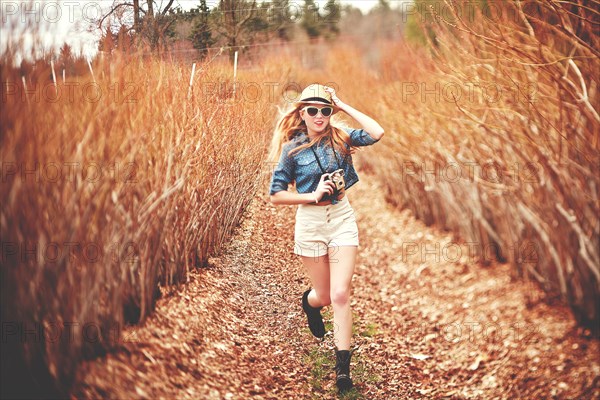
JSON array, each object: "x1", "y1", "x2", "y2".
[
  {"x1": 409, "y1": 353, "x2": 431, "y2": 360},
  {"x1": 469, "y1": 356, "x2": 483, "y2": 371}
]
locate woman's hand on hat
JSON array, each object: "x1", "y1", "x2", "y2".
[
  {"x1": 323, "y1": 86, "x2": 342, "y2": 106},
  {"x1": 315, "y1": 173, "x2": 335, "y2": 201}
]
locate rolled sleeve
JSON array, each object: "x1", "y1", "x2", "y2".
[
  {"x1": 269, "y1": 143, "x2": 295, "y2": 195},
  {"x1": 344, "y1": 127, "x2": 380, "y2": 147}
]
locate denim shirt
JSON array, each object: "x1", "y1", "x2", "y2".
[{"x1": 269, "y1": 127, "x2": 380, "y2": 205}]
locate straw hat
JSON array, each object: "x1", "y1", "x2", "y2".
[{"x1": 293, "y1": 83, "x2": 340, "y2": 113}]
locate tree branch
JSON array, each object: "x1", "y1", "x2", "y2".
[
  {"x1": 98, "y1": 3, "x2": 135, "y2": 30},
  {"x1": 160, "y1": 0, "x2": 176, "y2": 16}
]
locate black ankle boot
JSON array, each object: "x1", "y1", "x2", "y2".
[
  {"x1": 301, "y1": 289, "x2": 325, "y2": 338},
  {"x1": 335, "y1": 349, "x2": 353, "y2": 393}
]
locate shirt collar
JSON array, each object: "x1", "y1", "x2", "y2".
[{"x1": 294, "y1": 130, "x2": 310, "y2": 144}]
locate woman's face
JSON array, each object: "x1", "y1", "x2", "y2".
[{"x1": 300, "y1": 104, "x2": 332, "y2": 133}]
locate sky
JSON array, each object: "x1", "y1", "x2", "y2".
[{"x1": 0, "y1": 0, "x2": 411, "y2": 62}]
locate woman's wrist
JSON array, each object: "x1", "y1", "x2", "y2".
[
  {"x1": 311, "y1": 191, "x2": 319, "y2": 203},
  {"x1": 333, "y1": 99, "x2": 345, "y2": 108}
]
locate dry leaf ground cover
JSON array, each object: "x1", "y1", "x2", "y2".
[{"x1": 72, "y1": 162, "x2": 600, "y2": 399}]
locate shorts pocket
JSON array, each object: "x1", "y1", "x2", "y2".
[
  {"x1": 295, "y1": 223, "x2": 317, "y2": 236},
  {"x1": 341, "y1": 209, "x2": 357, "y2": 223},
  {"x1": 295, "y1": 218, "x2": 323, "y2": 237}
]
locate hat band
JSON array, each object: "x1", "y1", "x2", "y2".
[{"x1": 300, "y1": 96, "x2": 332, "y2": 105}]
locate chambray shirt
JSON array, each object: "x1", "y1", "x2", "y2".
[{"x1": 269, "y1": 128, "x2": 380, "y2": 205}]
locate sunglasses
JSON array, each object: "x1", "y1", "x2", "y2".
[{"x1": 303, "y1": 106, "x2": 334, "y2": 117}]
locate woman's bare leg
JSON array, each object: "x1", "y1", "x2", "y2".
[
  {"x1": 328, "y1": 245, "x2": 357, "y2": 350},
  {"x1": 300, "y1": 254, "x2": 332, "y2": 307}
]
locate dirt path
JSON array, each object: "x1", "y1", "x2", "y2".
[{"x1": 72, "y1": 170, "x2": 599, "y2": 399}]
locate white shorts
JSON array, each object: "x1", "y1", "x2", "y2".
[{"x1": 294, "y1": 196, "x2": 359, "y2": 258}]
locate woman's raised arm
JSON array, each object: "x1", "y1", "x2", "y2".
[{"x1": 324, "y1": 86, "x2": 384, "y2": 141}]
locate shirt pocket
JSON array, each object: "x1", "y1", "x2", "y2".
[
  {"x1": 296, "y1": 153, "x2": 318, "y2": 166},
  {"x1": 297, "y1": 152, "x2": 323, "y2": 185}
]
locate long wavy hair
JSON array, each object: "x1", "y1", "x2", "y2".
[{"x1": 267, "y1": 105, "x2": 358, "y2": 166}]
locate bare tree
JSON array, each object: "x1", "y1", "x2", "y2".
[
  {"x1": 97, "y1": 0, "x2": 178, "y2": 52},
  {"x1": 214, "y1": 0, "x2": 258, "y2": 62}
]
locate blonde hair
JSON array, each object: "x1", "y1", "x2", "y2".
[{"x1": 267, "y1": 105, "x2": 357, "y2": 166}]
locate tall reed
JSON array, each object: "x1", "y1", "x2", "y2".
[
  {"x1": 359, "y1": 1, "x2": 599, "y2": 330},
  {"x1": 1, "y1": 48, "x2": 279, "y2": 395}
]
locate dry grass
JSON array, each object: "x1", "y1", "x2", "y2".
[
  {"x1": 341, "y1": 1, "x2": 599, "y2": 330},
  {"x1": 0, "y1": 48, "x2": 287, "y2": 395},
  {"x1": 1, "y1": 1, "x2": 598, "y2": 395}
]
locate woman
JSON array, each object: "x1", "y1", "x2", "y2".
[{"x1": 268, "y1": 83, "x2": 384, "y2": 393}]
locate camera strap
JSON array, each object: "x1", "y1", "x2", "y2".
[{"x1": 310, "y1": 136, "x2": 345, "y2": 174}]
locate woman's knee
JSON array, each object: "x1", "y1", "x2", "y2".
[{"x1": 330, "y1": 287, "x2": 351, "y2": 306}]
